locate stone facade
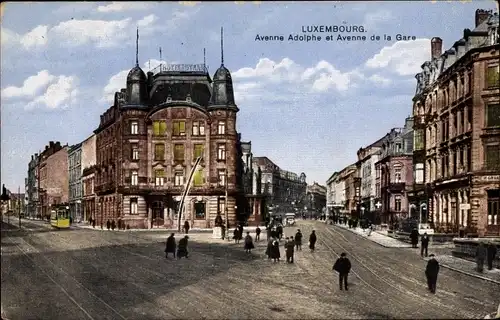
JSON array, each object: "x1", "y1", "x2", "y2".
[
  {"x1": 326, "y1": 172, "x2": 345, "y2": 216},
  {"x1": 26, "y1": 153, "x2": 39, "y2": 218},
  {"x1": 306, "y1": 182, "x2": 327, "y2": 216},
  {"x1": 375, "y1": 118, "x2": 415, "y2": 224},
  {"x1": 252, "y1": 156, "x2": 307, "y2": 216},
  {"x1": 37, "y1": 141, "x2": 69, "y2": 218},
  {"x1": 81, "y1": 134, "x2": 96, "y2": 222},
  {"x1": 68, "y1": 143, "x2": 83, "y2": 222},
  {"x1": 239, "y1": 139, "x2": 265, "y2": 225},
  {"x1": 413, "y1": 9, "x2": 500, "y2": 236},
  {"x1": 92, "y1": 33, "x2": 246, "y2": 229}
]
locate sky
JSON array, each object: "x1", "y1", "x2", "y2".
[{"x1": 1, "y1": 1, "x2": 499, "y2": 192}]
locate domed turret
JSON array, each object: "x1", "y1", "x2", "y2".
[
  {"x1": 210, "y1": 27, "x2": 235, "y2": 106},
  {"x1": 125, "y1": 28, "x2": 148, "y2": 106}
]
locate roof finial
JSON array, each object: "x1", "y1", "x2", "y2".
[
  {"x1": 220, "y1": 27, "x2": 224, "y2": 66},
  {"x1": 135, "y1": 27, "x2": 139, "y2": 66},
  {"x1": 203, "y1": 47, "x2": 206, "y2": 66}
]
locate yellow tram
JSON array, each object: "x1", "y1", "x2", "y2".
[{"x1": 50, "y1": 205, "x2": 71, "y2": 229}]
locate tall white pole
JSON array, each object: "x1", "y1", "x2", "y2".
[{"x1": 177, "y1": 156, "x2": 202, "y2": 232}]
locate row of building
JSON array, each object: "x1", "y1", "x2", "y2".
[
  {"x1": 326, "y1": 9, "x2": 500, "y2": 237},
  {"x1": 23, "y1": 29, "x2": 326, "y2": 229}
]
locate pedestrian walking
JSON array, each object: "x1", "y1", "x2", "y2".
[
  {"x1": 333, "y1": 253, "x2": 351, "y2": 291},
  {"x1": 421, "y1": 232, "x2": 430, "y2": 257},
  {"x1": 276, "y1": 224, "x2": 283, "y2": 241},
  {"x1": 165, "y1": 233, "x2": 176, "y2": 258},
  {"x1": 487, "y1": 242, "x2": 497, "y2": 270},
  {"x1": 286, "y1": 236, "x2": 295, "y2": 263},
  {"x1": 111, "y1": 220, "x2": 116, "y2": 231},
  {"x1": 244, "y1": 232, "x2": 254, "y2": 253},
  {"x1": 255, "y1": 226, "x2": 261, "y2": 242},
  {"x1": 410, "y1": 228, "x2": 419, "y2": 248},
  {"x1": 295, "y1": 229, "x2": 303, "y2": 251},
  {"x1": 266, "y1": 226, "x2": 272, "y2": 241},
  {"x1": 183, "y1": 220, "x2": 190, "y2": 234},
  {"x1": 177, "y1": 236, "x2": 189, "y2": 259},
  {"x1": 476, "y1": 242, "x2": 487, "y2": 272},
  {"x1": 265, "y1": 238, "x2": 273, "y2": 260},
  {"x1": 233, "y1": 228, "x2": 241, "y2": 244},
  {"x1": 425, "y1": 254, "x2": 440, "y2": 294},
  {"x1": 106, "y1": 220, "x2": 111, "y2": 230},
  {"x1": 309, "y1": 230, "x2": 317, "y2": 252},
  {"x1": 271, "y1": 238, "x2": 281, "y2": 262}
]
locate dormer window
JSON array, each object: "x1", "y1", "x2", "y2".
[
  {"x1": 218, "y1": 121, "x2": 226, "y2": 135},
  {"x1": 130, "y1": 121, "x2": 139, "y2": 135}
]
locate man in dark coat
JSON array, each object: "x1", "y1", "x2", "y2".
[
  {"x1": 183, "y1": 221, "x2": 190, "y2": 234},
  {"x1": 309, "y1": 230, "x2": 317, "y2": 252},
  {"x1": 165, "y1": 233, "x2": 176, "y2": 258},
  {"x1": 106, "y1": 220, "x2": 111, "y2": 230},
  {"x1": 333, "y1": 252, "x2": 352, "y2": 291},
  {"x1": 425, "y1": 254, "x2": 440, "y2": 293},
  {"x1": 286, "y1": 236, "x2": 295, "y2": 263},
  {"x1": 177, "y1": 236, "x2": 189, "y2": 259},
  {"x1": 111, "y1": 220, "x2": 116, "y2": 231},
  {"x1": 244, "y1": 232, "x2": 254, "y2": 253},
  {"x1": 271, "y1": 239, "x2": 281, "y2": 262},
  {"x1": 238, "y1": 224, "x2": 244, "y2": 239},
  {"x1": 421, "y1": 232, "x2": 430, "y2": 257},
  {"x1": 233, "y1": 228, "x2": 241, "y2": 243},
  {"x1": 295, "y1": 229, "x2": 303, "y2": 251},
  {"x1": 276, "y1": 225, "x2": 283, "y2": 240},
  {"x1": 255, "y1": 226, "x2": 261, "y2": 242},
  {"x1": 476, "y1": 242, "x2": 487, "y2": 272},
  {"x1": 266, "y1": 238, "x2": 274, "y2": 260},
  {"x1": 487, "y1": 242, "x2": 497, "y2": 271},
  {"x1": 410, "y1": 228, "x2": 419, "y2": 248}
]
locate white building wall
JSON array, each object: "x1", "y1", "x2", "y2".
[
  {"x1": 81, "y1": 134, "x2": 96, "y2": 174},
  {"x1": 334, "y1": 180, "x2": 345, "y2": 205}
]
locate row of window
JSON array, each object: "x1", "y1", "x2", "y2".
[
  {"x1": 131, "y1": 120, "x2": 227, "y2": 136},
  {"x1": 129, "y1": 197, "x2": 227, "y2": 217},
  {"x1": 129, "y1": 169, "x2": 227, "y2": 187},
  {"x1": 131, "y1": 143, "x2": 226, "y2": 162}
]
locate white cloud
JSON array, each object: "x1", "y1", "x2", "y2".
[
  {"x1": 233, "y1": 58, "x2": 353, "y2": 92},
  {"x1": 3, "y1": 12, "x2": 173, "y2": 50},
  {"x1": 97, "y1": 2, "x2": 153, "y2": 13},
  {"x1": 365, "y1": 38, "x2": 430, "y2": 76},
  {"x1": 178, "y1": 1, "x2": 201, "y2": 6},
  {"x1": 362, "y1": 10, "x2": 394, "y2": 30},
  {"x1": 20, "y1": 25, "x2": 49, "y2": 49},
  {"x1": 1, "y1": 70, "x2": 79, "y2": 110},
  {"x1": 102, "y1": 59, "x2": 168, "y2": 103},
  {"x1": 368, "y1": 74, "x2": 392, "y2": 86},
  {"x1": 1, "y1": 70, "x2": 55, "y2": 98}
]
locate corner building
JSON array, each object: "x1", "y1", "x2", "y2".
[
  {"x1": 94, "y1": 43, "x2": 241, "y2": 229},
  {"x1": 413, "y1": 10, "x2": 499, "y2": 236}
]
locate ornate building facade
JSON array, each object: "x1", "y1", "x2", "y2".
[
  {"x1": 37, "y1": 141, "x2": 69, "y2": 218},
  {"x1": 252, "y1": 156, "x2": 307, "y2": 216},
  {"x1": 93, "y1": 30, "x2": 243, "y2": 229},
  {"x1": 305, "y1": 182, "x2": 327, "y2": 216},
  {"x1": 26, "y1": 153, "x2": 39, "y2": 219},
  {"x1": 326, "y1": 171, "x2": 344, "y2": 216},
  {"x1": 413, "y1": 9, "x2": 499, "y2": 236},
  {"x1": 68, "y1": 143, "x2": 83, "y2": 222},
  {"x1": 81, "y1": 134, "x2": 96, "y2": 222},
  {"x1": 375, "y1": 118, "x2": 415, "y2": 224}
]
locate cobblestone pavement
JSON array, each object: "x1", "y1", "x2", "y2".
[{"x1": 1, "y1": 219, "x2": 499, "y2": 320}]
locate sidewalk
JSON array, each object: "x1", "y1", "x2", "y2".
[
  {"x1": 74, "y1": 223, "x2": 261, "y2": 234},
  {"x1": 424, "y1": 254, "x2": 500, "y2": 285},
  {"x1": 334, "y1": 223, "x2": 412, "y2": 248}
]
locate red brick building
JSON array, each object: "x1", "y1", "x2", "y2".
[
  {"x1": 413, "y1": 10, "x2": 499, "y2": 236},
  {"x1": 37, "y1": 141, "x2": 69, "y2": 218},
  {"x1": 93, "y1": 30, "x2": 244, "y2": 229}
]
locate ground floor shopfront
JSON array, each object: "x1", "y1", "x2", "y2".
[
  {"x1": 92, "y1": 190, "x2": 253, "y2": 229},
  {"x1": 429, "y1": 173, "x2": 500, "y2": 236}
]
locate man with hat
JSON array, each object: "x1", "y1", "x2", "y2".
[
  {"x1": 425, "y1": 254, "x2": 440, "y2": 294},
  {"x1": 333, "y1": 252, "x2": 352, "y2": 291}
]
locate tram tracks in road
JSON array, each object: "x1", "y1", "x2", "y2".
[
  {"x1": 3, "y1": 232, "x2": 127, "y2": 320},
  {"x1": 318, "y1": 224, "x2": 480, "y2": 318}
]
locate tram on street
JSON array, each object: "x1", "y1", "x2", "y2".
[{"x1": 50, "y1": 205, "x2": 71, "y2": 229}]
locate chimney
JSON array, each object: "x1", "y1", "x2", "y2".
[
  {"x1": 431, "y1": 37, "x2": 443, "y2": 60},
  {"x1": 56, "y1": 142, "x2": 61, "y2": 148},
  {"x1": 475, "y1": 9, "x2": 491, "y2": 27}
]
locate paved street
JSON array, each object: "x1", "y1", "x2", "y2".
[{"x1": 1, "y1": 219, "x2": 499, "y2": 320}]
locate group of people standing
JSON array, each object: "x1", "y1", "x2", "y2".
[
  {"x1": 265, "y1": 229, "x2": 317, "y2": 263},
  {"x1": 164, "y1": 233, "x2": 190, "y2": 259}
]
